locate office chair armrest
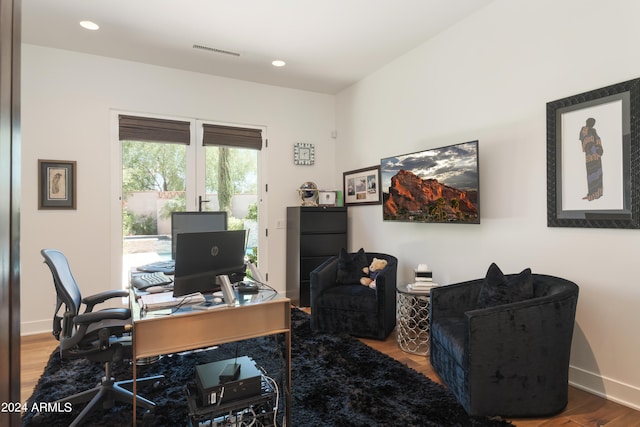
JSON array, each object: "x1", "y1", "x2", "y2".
[
  {"x1": 82, "y1": 290, "x2": 129, "y2": 311},
  {"x1": 74, "y1": 307, "x2": 131, "y2": 325}
]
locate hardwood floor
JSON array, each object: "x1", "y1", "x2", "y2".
[
  {"x1": 20, "y1": 333, "x2": 59, "y2": 404},
  {"x1": 21, "y1": 329, "x2": 640, "y2": 426}
]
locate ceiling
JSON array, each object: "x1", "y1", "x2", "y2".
[{"x1": 21, "y1": 0, "x2": 493, "y2": 94}]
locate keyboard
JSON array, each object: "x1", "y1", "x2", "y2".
[
  {"x1": 131, "y1": 272, "x2": 173, "y2": 290},
  {"x1": 136, "y1": 260, "x2": 175, "y2": 274}
]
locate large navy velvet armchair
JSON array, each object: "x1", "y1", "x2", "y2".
[
  {"x1": 310, "y1": 252, "x2": 397, "y2": 340},
  {"x1": 430, "y1": 266, "x2": 579, "y2": 417}
]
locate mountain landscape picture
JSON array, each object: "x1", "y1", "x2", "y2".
[{"x1": 381, "y1": 141, "x2": 480, "y2": 223}]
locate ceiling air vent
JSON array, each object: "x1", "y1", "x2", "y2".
[{"x1": 192, "y1": 44, "x2": 240, "y2": 57}]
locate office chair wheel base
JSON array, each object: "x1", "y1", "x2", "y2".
[{"x1": 31, "y1": 411, "x2": 45, "y2": 422}]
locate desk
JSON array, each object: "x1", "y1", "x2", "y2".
[{"x1": 130, "y1": 289, "x2": 291, "y2": 426}]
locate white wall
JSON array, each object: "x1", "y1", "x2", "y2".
[
  {"x1": 336, "y1": 0, "x2": 640, "y2": 410},
  {"x1": 21, "y1": 44, "x2": 337, "y2": 333}
]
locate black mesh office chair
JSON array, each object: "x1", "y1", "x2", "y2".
[{"x1": 41, "y1": 249, "x2": 163, "y2": 427}]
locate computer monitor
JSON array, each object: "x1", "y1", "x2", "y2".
[
  {"x1": 173, "y1": 230, "x2": 246, "y2": 297},
  {"x1": 171, "y1": 211, "x2": 227, "y2": 258}
]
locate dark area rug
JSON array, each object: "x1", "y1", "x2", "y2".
[{"x1": 23, "y1": 308, "x2": 511, "y2": 426}]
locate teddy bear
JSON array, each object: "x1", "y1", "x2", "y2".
[{"x1": 360, "y1": 258, "x2": 388, "y2": 289}]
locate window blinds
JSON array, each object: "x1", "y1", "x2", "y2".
[
  {"x1": 118, "y1": 116, "x2": 262, "y2": 149},
  {"x1": 118, "y1": 115, "x2": 191, "y2": 144},
  {"x1": 202, "y1": 124, "x2": 262, "y2": 150}
]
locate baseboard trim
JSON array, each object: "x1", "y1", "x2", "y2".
[
  {"x1": 21, "y1": 320, "x2": 51, "y2": 336},
  {"x1": 570, "y1": 365, "x2": 640, "y2": 411}
]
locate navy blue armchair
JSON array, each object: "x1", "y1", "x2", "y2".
[
  {"x1": 430, "y1": 273, "x2": 579, "y2": 417},
  {"x1": 310, "y1": 252, "x2": 397, "y2": 340}
]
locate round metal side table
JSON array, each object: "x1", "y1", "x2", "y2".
[{"x1": 396, "y1": 283, "x2": 432, "y2": 355}]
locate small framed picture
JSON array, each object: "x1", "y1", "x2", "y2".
[
  {"x1": 343, "y1": 165, "x2": 381, "y2": 206},
  {"x1": 38, "y1": 159, "x2": 77, "y2": 210},
  {"x1": 318, "y1": 190, "x2": 337, "y2": 207}
]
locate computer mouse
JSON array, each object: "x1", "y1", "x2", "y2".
[{"x1": 213, "y1": 296, "x2": 223, "y2": 304}]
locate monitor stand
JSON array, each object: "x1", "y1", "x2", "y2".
[
  {"x1": 218, "y1": 275, "x2": 237, "y2": 306},
  {"x1": 247, "y1": 262, "x2": 265, "y2": 284}
]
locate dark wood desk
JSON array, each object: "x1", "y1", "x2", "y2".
[{"x1": 130, "y1": 289, "x2": 291, "y2": 425}]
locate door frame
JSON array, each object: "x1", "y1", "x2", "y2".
[{"x1": 110, "y1": 111, "x2": 268, "y2": 288}]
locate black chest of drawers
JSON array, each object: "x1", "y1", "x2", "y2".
[{"x1": 286, "y1": 206, "x2": 347, "y2": 306}]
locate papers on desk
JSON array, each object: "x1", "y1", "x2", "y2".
[{"x1": 139, "y1": 291, "x2": 205, "y2": 311}]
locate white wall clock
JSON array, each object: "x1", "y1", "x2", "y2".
[{"x1": 294, "y1": 143, "x2": 315, "y2": 165}]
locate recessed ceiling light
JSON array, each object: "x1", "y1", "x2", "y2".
[
  {"x1": 272, "y1": 60, "x2": 286, "y2": 67},
  {"x1": 80, "y1": 21, "x2": 100, "y2": 31}
]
